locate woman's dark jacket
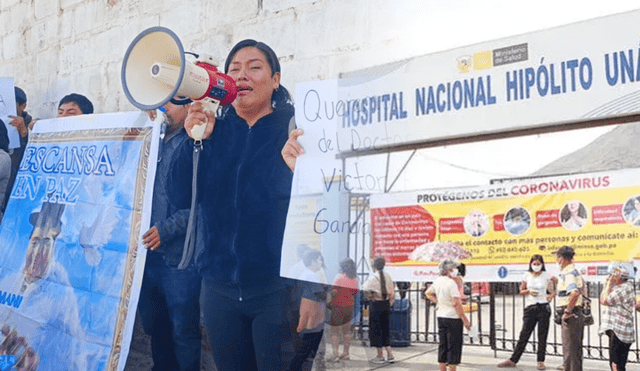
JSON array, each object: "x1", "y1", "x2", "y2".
[{"x1": 168, "y1": 105, "x2": 294, "y2": 288}]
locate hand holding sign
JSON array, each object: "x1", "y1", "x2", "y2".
[
  {"x1": 282, "y1": 129, "x2": 304, "y2": 171},
  {"x1": 7, "y1": 115, "x2": 27, "y2": 137}
]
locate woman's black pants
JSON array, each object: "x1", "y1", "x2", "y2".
[{"x1": 510, "y1": 303, "x2": 551, "y2": 363}]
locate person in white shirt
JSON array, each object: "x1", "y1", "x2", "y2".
[
  {"x1": 498, "y1": 254, "x2": 556, "y2": 370},
  {"x1": 363, "y1": 257, "x2": 395, "y2": 364},
  {"x1": 425, "y1": 258, "x2": 471, "y2": 371}
]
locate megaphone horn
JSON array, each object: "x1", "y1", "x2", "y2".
[{"x1": 121, "y1": 26, "x2": 237, "y2": 115}]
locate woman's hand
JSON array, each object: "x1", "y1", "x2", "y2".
[
  {"x1": 185, "y1": 102, "x2": 216, "y2": 140},
  {"x1": 144, "y1": 110, "x2": 157, "y2": 121},
  {"x1": 281, "y1": 129, "x2": 304, "y2": 171},
  {"x1": 365, "y1": 290, "x2": 376, "y2": 300},
  {"x1": 546, "y1": 293, "x2": 554, "y2": 302},
  {"x1": 297, "y1": 297, "x2": 325, "y2": 332},
  {"x1": 463, "y1": 318, "x2": 472, "y2": 330}
]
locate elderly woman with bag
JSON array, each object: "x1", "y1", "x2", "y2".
[
  {"x1": 425, "y1": 258, "x2": 471, "y2": 371},
  {"x1": 599, "y1": 262, "x2": 636, "y2": 371}
]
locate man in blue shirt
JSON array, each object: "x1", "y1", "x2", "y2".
[{"x1": 138, "y1": 101, "x2": 202, "y2": 371}]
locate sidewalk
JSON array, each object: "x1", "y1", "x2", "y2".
[
  {"x1": 124, "y1": 313, "x2": 618, "y2": 371},
  {"x1": 322, "y1": 340, "x2": 616, "y2": 371}
]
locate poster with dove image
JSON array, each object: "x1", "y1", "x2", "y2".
[{"x1": 0, "y1": 112, "x2": 158, "y2": 371}]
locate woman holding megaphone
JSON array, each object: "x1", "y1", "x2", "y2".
[{"x1": 168, "y1": 39, "x2": 309, "y2": 371}]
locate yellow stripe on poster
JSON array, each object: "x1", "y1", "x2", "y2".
[{"x1": 418, "y1": 187, "x2": 640, "y2": 266}]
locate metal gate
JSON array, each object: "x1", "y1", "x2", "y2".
[{"x1": 347, "y1": 193, "x2": 640, "y2": 363}]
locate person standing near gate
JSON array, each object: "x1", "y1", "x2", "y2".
[
  {"x1": 363, "y1": 256, "x2": 395, "y2": 364},
  {"x1": 555, "y1": 246, "x2": 584, "y2": 371},
  {"x1": 599, "y1": 262, "x2": 635, "y2": 371},
  {"x1": 497, "y1": 254, "x2": 556, "y2": 370},
  {"x1": 327, "y1": 258, "x2": 359, "y2": 362},
  {"x1": 425, "y1": 258, "x2": 471, "y2": 371}
]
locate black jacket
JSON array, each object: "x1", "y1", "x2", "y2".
[
  {"x1": 1, "y1": 111, "x2": 31, "y2": 211},
  {"x1": 168, "y1": 105, "x2": 294, "y2": 285}
]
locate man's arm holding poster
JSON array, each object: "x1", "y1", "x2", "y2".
[{"x1": 143, "y1": 209, "x2": 189, "y2": 252}]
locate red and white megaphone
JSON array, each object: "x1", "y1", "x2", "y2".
[{"x1": 121, "y1": 26, "x2": 237, "y2": 139}]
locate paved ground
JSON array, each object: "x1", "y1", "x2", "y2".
[
  {"x1": 322, "y1": 341, "x2": 617, "y2": 371},
  {"x1": 123, "y1": 313, "x2": 217, "y2": 371},
  {"x1": 122, "y1": 316, "x2": 624, "y2": 371}
]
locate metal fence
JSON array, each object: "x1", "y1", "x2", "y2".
[
  {"x1": 346, "y1": 192, "x2": 640, "y2": 362},
  {"x1": 353, "y1": 280, "x2": 640, "y2": 363}
]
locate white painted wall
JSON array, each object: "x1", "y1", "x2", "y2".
[{"x1": 1, "y1": 0, "x2": 639, "y2": 121}]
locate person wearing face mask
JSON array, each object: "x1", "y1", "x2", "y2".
[
  {"x1": 498, "y1": 254, "x2": 556, "y2": 370},
  {"x1": 425, "y1": 258, "x2": 471, "y2": 371}
]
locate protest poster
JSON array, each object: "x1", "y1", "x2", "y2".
[
  {"x1": 0, "y1": 112, "x2": 158, "y2": 370},
  {"x1": 371, "y1": 169, "x2": 640, "y2": 282},
  {"x1": 0, "y1": 77, "x2": 20, "y2": 149},
  {"x1": 0, "y1": 78, "x2": 16, "y2": 120}
]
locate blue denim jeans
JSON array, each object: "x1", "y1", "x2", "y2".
[{"x1": 138, "y1": 257, "x2": 202, "y2": 371}]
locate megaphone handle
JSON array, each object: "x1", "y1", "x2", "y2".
[{"x1": 190, "y1": 98, "x2": 221, "y2": 141}]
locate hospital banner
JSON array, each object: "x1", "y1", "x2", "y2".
[
  {"x1": 0, "y1": 112, "x2": 158, "y2": 371},
  {"x1": 371, "y1": 169, "x2": 640, "y2": 282},
  {"x1": 298, "y1": 9, "x2": 640, "y2": 153}
]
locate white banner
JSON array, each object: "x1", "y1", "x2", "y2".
[{"x1": 296, "y1": 9, "x2": 640, "y2": 152}]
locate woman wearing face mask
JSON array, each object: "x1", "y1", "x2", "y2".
[
  {"x1": 425, "y1": 258, "x2": 471, "y2": 371},
  {"x1": 498, "y1": 254, "x2": 556, "y2": 370}
]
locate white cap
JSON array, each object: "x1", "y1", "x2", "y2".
[{"x1": 608, "y1": 261, "x2": 635, "y2": 279}]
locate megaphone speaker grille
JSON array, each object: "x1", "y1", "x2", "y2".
[{"x1": 121, "y1": 27, "x2": 186, "y2": 110}]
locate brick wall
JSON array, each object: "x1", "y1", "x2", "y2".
[{"x1": 0, "y1": 0, "x2": 433, "y2": 118}]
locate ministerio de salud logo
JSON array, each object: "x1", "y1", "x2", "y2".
[
  {"x1": 456, "y1": 50, "x2": 493, "y2": 73},
  {"x1": 457, "y1": 43, "x2": 529, "y2": 73}
]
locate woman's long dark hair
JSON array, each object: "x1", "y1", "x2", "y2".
[
  {"x1": 224, "y1": 39, "x2": 293, "y2": 110},
  {"x1": 373, "y1": 257, "x2": 387, "y2": 300}
]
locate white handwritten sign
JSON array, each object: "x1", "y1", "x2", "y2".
[{"x1": 0, "y1": 78, "x2": 21, "y2": 149}]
